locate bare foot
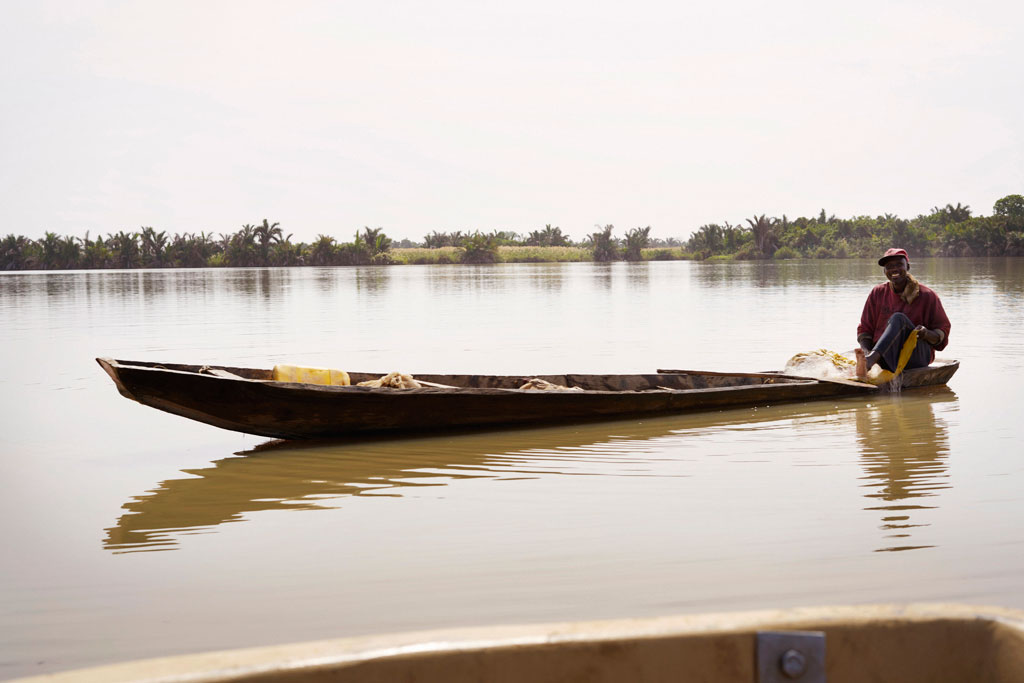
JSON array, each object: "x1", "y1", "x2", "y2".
[{"x1": 854, "y1": 348, "x2": 867, "y2": 378}]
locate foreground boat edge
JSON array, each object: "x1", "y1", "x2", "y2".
[{"x1": 16, "y1": 603, "x2": 1024, "y2": 682}]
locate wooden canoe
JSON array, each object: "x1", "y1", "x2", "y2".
[
  {"x1": 96, "y1": 358, "x2": 959, "y2": 440},
  {"x1": 20, "y1": 603, "x2": 1024, "y2": 682}
]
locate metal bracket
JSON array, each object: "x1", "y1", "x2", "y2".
[{"x1": 757, "y1": 630, "x2": 826, "y2": 682}]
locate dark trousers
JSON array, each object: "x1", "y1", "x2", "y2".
[{"x1": 871, "y1": 312, "x2": 933, "y2": 372}]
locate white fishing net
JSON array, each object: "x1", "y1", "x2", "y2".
[
  {"x1": 783, "y1": 348, "x2": 885, "y2": 383},
  {"x1": 783, "y1": 349, "x2": 907, "y2": 392},
  {"x1": 783, "y1": 349, "x2": 856, "y2": 380}
]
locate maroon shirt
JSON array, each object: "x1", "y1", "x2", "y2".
[{"x1": 857, "y1": 281, "x2": 951, "y2": 361}]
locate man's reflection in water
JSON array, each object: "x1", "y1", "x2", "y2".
[{"x1": 855, "y1": 387, "x2": 957, "y2": 552}]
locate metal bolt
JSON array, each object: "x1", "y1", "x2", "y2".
[{"x1": 779, "y1": 648, "x2": 807, "y2": 679}]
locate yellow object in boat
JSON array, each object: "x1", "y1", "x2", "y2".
[
  {"x1": 863, "y1": 329, "x2": 919, "y2": 385},
  {"x1": 272, "y1": 364, "x2": 350, "y2": 386}
]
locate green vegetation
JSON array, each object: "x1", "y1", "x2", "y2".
[
  {"x1": 772, "y1": 246, "x2": 800, "y2": 260},
  {"x1": 4, "y1": 195, "x2": 1024, "y2": 271},
  {"x1": 390, "y1": 245, "x2": 592, "y2": 265},
  {"x1": 623, "y1": 226, "x2": 651, "y2": 261},
  {"x1": 641, "y1": 247, "x2": 691, "y2": 261},
  {"x1": 459, "y1": 232, "x2": 501, "y2": 264},
  {"x1": 524, "y1": 224, "x2": 571, "y2": 246},
  {"x1": 683, "y1": 198, "x2": 1024, "y2": 260},
  {"x1": 587, "y1": 225, "x2": 619, "y2": 262}
]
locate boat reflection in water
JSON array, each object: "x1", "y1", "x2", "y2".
[
  {"x1": 104, "y1": 419, "x2": 694, "y2": 553},
  {"x1": 855, "y1": 387, "x2": 957, "y2": 553},
  {"x1": 105, "y1": 390, "x2": 959, "y2": 555}
]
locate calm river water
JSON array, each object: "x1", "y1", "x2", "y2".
[{"x1": 2, "y1": 258, "x2": 1023, "y2": 677}]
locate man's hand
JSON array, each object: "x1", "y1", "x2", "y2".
[{"x1": 915, "y1": 325, "x2": 939, "y2": 345}]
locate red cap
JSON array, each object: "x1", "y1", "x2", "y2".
[{"x1": 878, "y1": 248, "x2": 910, "y2": 266}]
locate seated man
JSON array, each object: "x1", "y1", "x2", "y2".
[{"x1": 855, "y1": 248, "x2": 951, "y2": 379}]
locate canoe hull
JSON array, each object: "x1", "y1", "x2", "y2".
[
  {"x1": 899, "y1": 358, "x2": 960, "y2": 388},
  {"x1": 97, "y1": 358, "x2": 958, "y2": 440}
]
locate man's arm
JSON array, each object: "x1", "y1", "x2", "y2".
[
  {"x1": 912, "y1": 288, "x2": 951, "y2": 349},
  {"x1": 914, "y1": 326, "x2": 943, "y2": 345},
  {"x1": 856, "y1": 288, "x2": 878, "y2": 351},
  {"x1": 930, "y1": 295, "x2": 951, "y2": 351}
]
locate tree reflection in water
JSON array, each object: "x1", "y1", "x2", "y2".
[{"x1": 855, "y1": 387, "x2": 957, "y2": 552}]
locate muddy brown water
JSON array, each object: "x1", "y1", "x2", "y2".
[{"x1": 2, "y1": 258, "x2": 1022, "y2": 678}]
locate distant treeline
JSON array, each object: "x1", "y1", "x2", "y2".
[
  {"x1": 3, "y1": 195, "x2": 1023, "y2": 271},
  {"x1": 686, "y1": 195, "x2": 1024, "y2": 261}
]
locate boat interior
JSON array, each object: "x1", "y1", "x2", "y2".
[{"x1": 109, "y1": 359, "x2": 819, "y2": 392}]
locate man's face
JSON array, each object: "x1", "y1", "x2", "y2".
[{"x1": 883, "y1": 257, "x2": 909, "y2": 289}]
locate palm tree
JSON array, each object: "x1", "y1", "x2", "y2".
[
  {"x1": 624, "y1": 226, "x2": 651, "y2": 261},
  {"x1": 309, "y1": 235, "x2": 336, "y2": 266},
  {"x1": 946, "y1": 203, "x2": 972, "y2": 223},
  {"x1": 185, "y1": 231, "x2": 219, "y2": 267},
  {"x1": 58, "y1": 234, "x2": 81, "y2": 269},
  {"x1": 1, "y1": 234, "x2": 35, "y2": 270},
  {"x1": 488, "y1": 230, "x2": 520, "y2": 245},
  {"x1": 108, "y1": 231, "x2": 140, "y2": 268},
  {"x1": 362, "y1": 227, "x2": 392, "y2": 256},
  {"x1": 588, "y1": 225, "x2": 619, "y2": 262},
  {"x1": 424, "y1": 230, "x2": 473, "y2": 248},
  {"x1": 423, "y1": 231, "x2": 447, "y2": 248},
  {"x1": 218, "y1": 232, "x2": 233, "y2": 253},
  {"x1": 81, "y1": 232, "x2": 110, "y2": 269},
  {"x1": 526, "y1": 224, "x2": 569, "y2": 247},
  {"x1": 688, "y1": 224, "x2": 723, "y2": 254},
  {"x1": 39, "y1": 232, "x2": 62, "y2": 269},
  {"x1": 166, "y1": 232, "x2": 206, "y2": 268},
  {"x1": 343, "y1": 231, "x2": 371, "y2": 265},
  {"x1": 269, "y1": 234, "x2": 299, "y2": 266},
  {"x1": 930, "y1": 203, "x2": 971, "y2": 225},
  {"x1": 460, "y1": 232, "x2": 500, "y2": 263},
  {"x1": 524, "y1": 229, "x2": 545, "y2": 246},
  {"x1": 225, "y1": 224, "x2": 258, "y2": 267},
  {"x1": 746, "y1": 215, "x2": 779, "y2": 257},
  {"x1": 139, "y1": 227, "x2": 168, "y2": 267},
  {"x1": 545, "y1": 224, "x2": 569, "y2": 246},
  {"x1": 254, "y1": 219, "x2": 283, "y2": 265},
  {"x1": 721, "y1": 222, "x2": 745, "y2": 253}
]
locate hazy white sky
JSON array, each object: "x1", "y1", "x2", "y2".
[{"x1": 2, "y1": 0, "x2": 1022, "y2": 243}]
